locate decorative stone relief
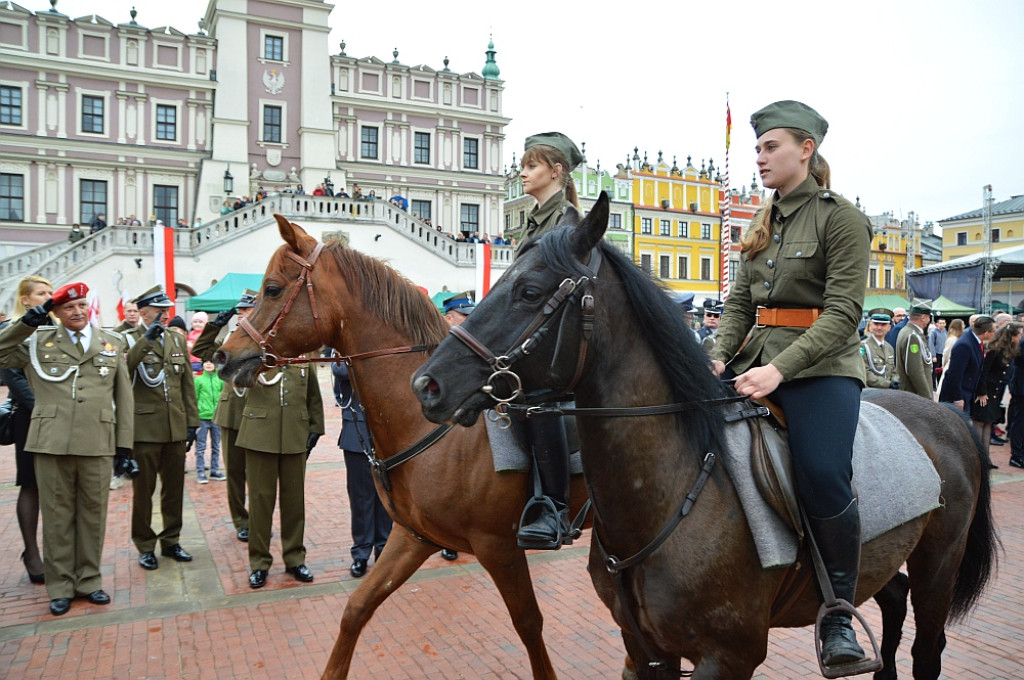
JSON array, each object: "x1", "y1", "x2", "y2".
[
  {"x1": 196, "y1": 49, "x2": 206, "y2": 75},
  {"x1": 263, "y1": 169, "x2": 286, "y2": 181},
  {"x1": 45, "y1": 165, "x2": 57, "y2": 213},
  {"x1": 263, "y1": 69, "x2": 285, "y2": 95},
  {"x1": 46, "y1": 29, "x2": 58, "y2": 55},
  {"x1": 266, "y1": 148, "x2": 281, "y2": 167},
  {"x1": 126, "y1": 102, "x2": 137, "y2": 138},
  {"x1": 46, "y1": 92, "x2": 57, "y2": 131},
  {"x1": 127, "y1": 40, "x2": 138, "y2": 65}
]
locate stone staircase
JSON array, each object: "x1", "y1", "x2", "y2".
[{"x1": 0, "y1": 194, "x2": 512, "y2": 315}]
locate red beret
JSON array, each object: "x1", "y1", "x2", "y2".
[{"x1": 51, "y1": 282, "x2": 89, "y2": 306}]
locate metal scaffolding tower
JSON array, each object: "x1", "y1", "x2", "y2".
[{"x1": 981, "y1": 184, "x2": 995, "y2": 313}]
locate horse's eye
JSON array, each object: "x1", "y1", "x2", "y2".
[
  {"x1": 521, "y1": 287, "x2": 542, "y2": 303},
  {"x1": 264, "y1": 286, "x2": 283, "y2": 298}
]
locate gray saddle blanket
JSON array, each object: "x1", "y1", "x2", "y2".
[
  {"x1": 485, "y1": 411, "x2": 584, "y2": 475},
  {"x1": 722, "y1": 400, "x2": 942, "y2": 568}
]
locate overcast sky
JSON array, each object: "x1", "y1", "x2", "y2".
[{"x1": 60, "y1": 0, "x2": 1023, "y2": 228}]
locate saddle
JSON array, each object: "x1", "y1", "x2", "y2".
[{"x1": 747, "y1": 397, "x2": 804, "y2": 541}]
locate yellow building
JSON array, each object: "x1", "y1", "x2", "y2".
[
  {"x1": 866, "y1": 212, "x2": 925, "y2": 298},
  {"x1": 629, "y1": 152, "x2": 722, "y2": 297}
]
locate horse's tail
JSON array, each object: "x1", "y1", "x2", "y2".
[{"x1": 942, "y1": 402, "x2": 1000, "y2": 621}]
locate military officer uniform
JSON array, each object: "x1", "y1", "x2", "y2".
[
  {"x1": 190, "y1": 289, "x2": 259, "y2": 541},
  {"x1": 124, "y1": 286, "x2": 199, "y2": 568},
  {"x1": 514, "y1": 132, "x2": 583, "y2": 258},
  {"x1": 896, "y1": 300, "x2": 934, "y2": 400},
  {"x1": 0, "y1": 282, "x2": 133, "y2": 613},
  {"x1": 860, "y1": 310, "x2": 897, "y2": 388}
]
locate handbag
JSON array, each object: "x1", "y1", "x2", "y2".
[{"x1": 0, "y1": 398, "x2": 17, "y2": 446}]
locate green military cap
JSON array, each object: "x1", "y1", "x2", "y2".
[
  {"x1": 524, "y1": 132, "x2": 584, "y2": 169},
  {"x1": 750, "y1": 100, "x2": 829, "y2": 146},
  {"x1": 909, "y1": 298, "x2": 932, "y2": 314},
  {"x1": 868, "y1": 307, "x2": 893, "y2": 323},
  {"x1": 236, "y1": 288, "x2": 259, "y2": 308},
  {"x1": 133, "y1": 285, "x2": 174, "y2": 308}
]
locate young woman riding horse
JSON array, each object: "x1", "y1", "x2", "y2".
[{"x1": 412, "y1": 190, "x2": 996, "y2": 679}]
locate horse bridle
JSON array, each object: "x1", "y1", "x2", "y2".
[
  {"x1": 448, "y1": 247, "x2": 603, "y2": 427},
  {"x1": 237, "y1": 241, "x2": 434, "y2": 368}
]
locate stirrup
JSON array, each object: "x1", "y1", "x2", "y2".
[
  {"x1": 813, "y1": 600, "x2": 883, "y2": 678},
  {"x1": 516, "y1": 496, "x2": 572, "y2": 550}
]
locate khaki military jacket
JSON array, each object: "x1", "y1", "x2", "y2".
[
  {"x1": 515, "y1": 189, "x2": 572, "y2": 258},
  {"x1": 125, "y1": 323, "x2": 199, "y2": 442},
  {"x1": 713, "y1": 175, "x2": 872, "y2": 383},
  {"x1": 190, "y1": 322, "x2": 248, "y2": 430},
  {"x1": 860, "y1": 336, "x2": 896, "y2": 388},
  {"x1": 896, "y1": 322, "x2": 934, "y2": 399},
  {"x1": 0, "y1": 322, "x2": 133, "y2": 454},
  {"x1": 236, "y1": 364, "x2": 325, "y2": 454}
]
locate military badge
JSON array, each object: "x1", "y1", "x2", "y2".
[
  {"x1": 99, "y1": 366, "x2": 110, "y2": 377},
  {"x1": 910, "y1": 344, "x2": 919, "y2": 354}
]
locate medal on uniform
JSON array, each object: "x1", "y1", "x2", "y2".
[
  {"x1": 50, "y1": 367, "x2": 58, "y2": 374},
  {"x1": 44, "y1": 342, "x2": 54, "y2": 347},
  {"x1": 99, "y1": 366, "x2": 110, "y2": 377}
]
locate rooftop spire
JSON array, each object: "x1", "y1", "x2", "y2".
[{"x1": 482, "y1": 36, "x2": 500, "y2": 79}]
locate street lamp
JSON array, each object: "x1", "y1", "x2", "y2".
[
  {"x1": 324, "y1": 173, "x2": 334, "y2": 197},
  {"x1": 223, "y1": 166, "x2": 234, "y2": 194}
]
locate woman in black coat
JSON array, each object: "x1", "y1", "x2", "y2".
[{"x1": 972, "y1": 322, "x2": 1023, "y2": 460}]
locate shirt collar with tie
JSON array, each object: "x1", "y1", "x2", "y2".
[{"x1": 66, "y1": 325, "x2": 93, "y2": 351}]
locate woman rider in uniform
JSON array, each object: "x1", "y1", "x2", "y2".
[
  {"x1": 710, "y1": 101, "x2": 873, "y2": 669},
  {"x1": 513, "y1": 132, "x2": 584, "y2": 549}
]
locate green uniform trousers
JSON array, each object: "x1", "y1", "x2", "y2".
[
  {"x1": 222, "y1": 427, "x2": 248, "y2": 531},
  {"x1": 246, "y1": 448, "x2": 306, "y2": 571},
  {"x1": 36, "y1": 453, "x2": 111, "y2": 600},
  {"x1": 131, "y1": 441, "x2": 186, "y2": 553}
]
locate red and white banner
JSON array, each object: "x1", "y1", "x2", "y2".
[
  {"x1": 721, "y1": 95, "x2": 732, "y2": 301},
  {"x1": 475, "y1": 241, "x2": 492, "y2": 299},
  {"x1": 153, "y1": 222, "x2": 176, "y2": 301},
  {"x1": 116, "y1": 288, "x2": 130, "y2": 321},
  {"x1": 87, "y1": 290, "x2": 101, "y2": 328}
]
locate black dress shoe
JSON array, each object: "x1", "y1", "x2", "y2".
[
  {"x1": 22, "y1": 551, "x2": 44, "y2": 584},
  {"x1": 49, "y1": 598, "x2": 71, "y2": 616},
  {"x1": 138, "y1": 552, "x2": 159, "y2": 570},
  {"x1": 84, "y1": 590, "x2": 111, "y2": 605},
  {"x1": 349, "y1": 559, "x2": 367, "y2": 578},
  {"x1": 1010, "y1": 456, "x2": 1024, "y2": 468},
  {"x1": 236, "y1": 528, "x2": 249, "y2": 542},
  {"x1": 285, "y1": 565, "x2": 314, "y2": 582},
  {"x1": 440, "y1": 549, "x2": 458, "y2": 561},
  {"x1": 249, "y1": 569, "x2": 268, "y2": 588},
  {"x1": 161, "y1": 544, "x2": 193, "y2": 562}
]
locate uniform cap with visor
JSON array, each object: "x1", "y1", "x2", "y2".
[
  {"x1": 133, "y1": 285, "x2": 174, "y2": 308},
  {"x1": 750, "y1": 100, "x2": 829, "y2": 147},
  {"x1": 236, "y1": 288, "x2": 258, "y2": 309},
  {"x1": 524, "y1": 132, "x2": 584, "y2": 169}
]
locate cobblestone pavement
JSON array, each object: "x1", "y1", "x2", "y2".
[{"x1": 1, "y1": 368, "x2": 1022, "y2": 678}]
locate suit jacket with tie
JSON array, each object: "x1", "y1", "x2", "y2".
[
  {"x1": 0, "y1": 322, "x2": 133, "y2": 454},
  {"x1": 938, "y1": 328, "x2": 984, "y2": 408}
]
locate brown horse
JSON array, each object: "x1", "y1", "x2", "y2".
[
  {"x1": 412, "y1": 193, "x2": 998, "y2": 679},
  {"x1": 216, "y1": 215, "x2": 592, "y2": 680}
]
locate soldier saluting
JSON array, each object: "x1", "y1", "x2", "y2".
[
  {"x1": 0, "y1": 282, "x2": 134, "y2": 616},
  {"x1": 124, "y1": 286, "x2": 199, "y2": 571}
]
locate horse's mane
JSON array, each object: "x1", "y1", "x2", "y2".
[
  {"x1": 539, "y1": 225, "x2": 728, "y2": 456},
  {"x1": 319, "y1": 239, "x2": 450, "y2": 346}
]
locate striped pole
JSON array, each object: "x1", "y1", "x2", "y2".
[
  {"x1": 153, "y1": 221, "x2": 176, "y2": 301},
  {"x1": 721, "y1": 95, "x2": 732, "y2": 301}
]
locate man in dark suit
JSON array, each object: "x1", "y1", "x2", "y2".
[
  {"x1": 1007, "y1": 334, "x2": 1024, "y2": 468},
  {"x1": 939, "y1": 315, "x2": 996, "y2": 410}
]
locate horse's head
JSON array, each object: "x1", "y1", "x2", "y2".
[
  {"x1": 413, "y1": 193, "x2": 610, "y2": 426},
  {"x1": 218, "y1": 214, "x2": 328, "y2": 387}
]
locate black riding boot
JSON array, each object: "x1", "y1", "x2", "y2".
[
  {"x1": 516, "y1": 415, "x2": 571, "y2": 550},
  {"x1": 807, "y1": 499, "x2": 868, "y2": 668}
]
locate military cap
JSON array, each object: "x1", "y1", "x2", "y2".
[
  {"x1": 751, "y1": 100, "x2": 829, "y2": 146},
  {"x1": 703, "y1": 298, "x2": 724, "y2": 315},
  {"x1": 867, "y1": 307, "x2": 893, "y2": 323},
  {"x1": 524, "y1": 132, "x2": 584, "y2": 169},
  {"x1": 443, "y1": 296, "x2": 476, "y2": 315},
  {"x1": 51, "y1": 282, "x2": 89, "y2": 306},
  {"x1": 133, "y1": 285, "x2": 174, "y2": 308},
  {"x1": 909, "y1": 298, "x2": 932, "y2": 315},
  {"x1": 236, "y1": 288, "x2": 258, "y2": 308}
]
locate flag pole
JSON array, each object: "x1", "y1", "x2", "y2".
[{"x1": 721, "y1": 94, "x2": 732, "y2": 301}]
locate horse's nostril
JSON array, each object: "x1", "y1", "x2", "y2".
[
  {"x1": 212, "y1": 350, "x2": 227, "y2": 365},
  {"x1": 413, "y1": 374, "x2": 433, "y2": 394}
]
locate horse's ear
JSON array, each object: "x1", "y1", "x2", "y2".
[
  {"x1": 274, "y1": 214, "x2": 313, "y2": 254},
  {"x1": 559, "y1": 205, "x2": 582, "y2": 228},
  {"x1": 570, "y1": 191, "x2": 610, "y2": 259}
]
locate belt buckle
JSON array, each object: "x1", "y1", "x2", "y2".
[{"x1": 755, "y1": 306, "x2": 767, "y2": 329}]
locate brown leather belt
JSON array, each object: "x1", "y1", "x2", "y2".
[{"x1": 755, "y1": 306, "x2": 822, "y2": 328}]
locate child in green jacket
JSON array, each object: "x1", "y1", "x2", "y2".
[{"x1": 194, "y1": 360, "x2": 225, "y2": 483}]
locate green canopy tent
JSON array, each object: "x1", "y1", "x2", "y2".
[
  {"x1": 862, "y1": 294, "x2": 909, "y2": 314},
  {"x1": 930, "y1": 295, "x2": 976, "y2": 317},
  {"x1": 186, "y1": 273, "x2": 263, "y2": 312}
]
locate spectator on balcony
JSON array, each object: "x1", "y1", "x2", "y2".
[
  {"x1": 352, "y1": 184, "x2": 363, "y2": 199},
  {"x1": 493, "y1": 234, "x2": 506, "y2": 245},
  {"x1": 88, "y1": 213, "x2": 107, "y2": 234},
  {"x1": 335, "y1": 187, "x2": 350, "y2": 198},
  {"x1": 312, "y1": 184, "x2": 326, "y2": 196},
  {"x1": 233, "y1": 198, "x2": 245, "y2": 210},
  {"x1": 221, "y1": 201, "x2": 232, "y2": 216},
  {"x1": 129, "y1": 215, "x2": 142, "y2": 226},
  {"x1": 68, "y1": 224, "x2": 85, "y2": 244},
  {"x1": 366, "y1": 190, "x2": 377, "y2": 200},
  {"x1": 295, "y1": 184, "x2": 305, "y2": 195}
]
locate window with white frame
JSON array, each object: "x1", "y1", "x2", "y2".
[
  {"x1": 414, "y1": 132, "x2": 430, "y2": 164},
  {"x1": 700, "y1": 257, "x2": 712, "y2": 280},
  {"x1": 156, "y1": 104, "x2": 177, "y2": 141},
  {"x1": 82, "y1": 95, "x2": 104, "y2": 134},
  {"x1": 361, "y1": 126, "x2": 379, "y2": 159},
  {"x1": 263, "y1": 105, "x2": 282, "y2": 143},
  {"x1": 154, "y1": 185, "x2": 179, "y2": 226},
  {"x1": 640, "y1": 254, "x2": 652, "y2": 274},
  {"x1": 659, "y1": 255, "x2": 670, "y2": 278},
  {"x1": 463, "y1": 138, "x2": 479, "y2": 169},
  {"x1": 678, "y1": 221, "x2": 688, "y2": 238},
  {"x1": 264, "y1": 35, "x2": 284, "y2": 61},
  {"x1": 678, "y1": 256, "x2": 689, "y2": 279},
  {"x1": 460, "y1": 203, "x2": 479, "y2": 232},
  {"x1": 641, "y1": 217, "x2": 652, "y2": 234},
  {"x1": 660, "y1": 219, "x2": 671, "y2": 236},
  {"x1": 411, "y1": 199, "x2": 431, "y2": 222},
  {"x1": 701, "y1": 223, "x2": 712, "y2": 239},
  {"x1": 0, "y1": 86, "x2": 22, "y2": 126},
  {"x1": 0, "y1": 173, "x2": 24, "y2": 221},
  {"x1": 609, "y1": 213, "x2": 622, "y2": 230},
  {"x1": 80, "y1": 179, "x2": 107, "y2": 224}
]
